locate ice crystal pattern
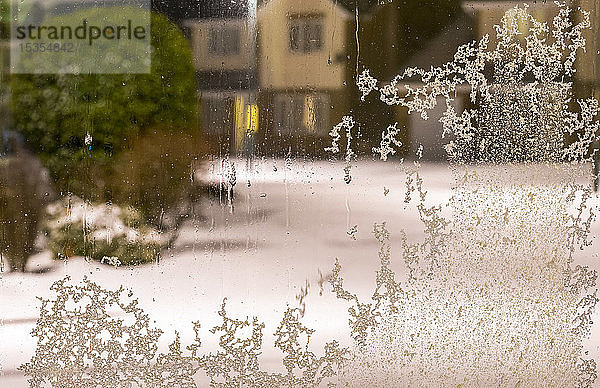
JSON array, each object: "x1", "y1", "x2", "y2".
[
  {"x1": 331, "y1": 164, "x2": 599, "y2": 386},
  {"x1": 358, "y1": 2, "x2": 599, "y2": 163},
  {"x1": 20, "y1": 276, "x2": 198, "y2": 387},
  {"x1": 330, "y1": 2, "x2": 600, "y2": 386},
  {"x1": 22, "y1": 3, "x2": 600, "y2": 387},
  {"x1": 325, "y1": 115, "x2": 356, "y2": 183},
  {"x1": 21, "y1": 278, "x2": 347, "y2": 387}
]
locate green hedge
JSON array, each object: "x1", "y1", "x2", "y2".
[{"x1": 11, "y1": 11, "x2": 198, "y2": 199}]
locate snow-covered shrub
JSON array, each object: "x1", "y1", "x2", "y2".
[{"x1": 45, "y1": 196, "x2": 166, "y2": 265}]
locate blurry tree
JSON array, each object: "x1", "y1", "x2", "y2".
[
  {"x1": 11, "y1": 12, "x2": 198, "y2": 201},
  {"x1": 0, "y1": 145, "x2": 48, "y2": 272},
  {"x1": 9, "y1": 11, "x2": 203, "y2": 266},
  {"x1": 109, "y1": 128, "x2": 208, "y2": 232},
  {"x1": 0, "y1": 0, "x2": 7, "y2": 35},
  {"x1": 0, "y1": 0, "x2": 9, "y2": 128}
]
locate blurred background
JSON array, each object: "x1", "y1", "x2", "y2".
[
  {"x1": 0, "y1": 0, "x2": 599, "y2": 386},
  {"x1": 2, "y1": 0, "x2": 597, "y2": 271}
]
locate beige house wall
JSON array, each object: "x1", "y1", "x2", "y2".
[
  {"x1": 576, "y1": 0, "x2": 599, "y2": 90},
  {"x1": 464, "y1": 1, "x2": 598, "y2": 99},
  {"x1": 257, "y1": 0, "x2": 350, "y2": 90},
  {"x1": 464, "y1": 2, "x2": 557, "y2": 46}
]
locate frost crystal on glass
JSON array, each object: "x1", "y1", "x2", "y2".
[
  {"x1": 372, "y1": 123, "x2": 403, "y2": 161},
  {"x1": 20, "y1": 276, "x2": 198, "y2": 387},
  {"x1": 328, "y1": 2, "x2": 600, "y2": 386},
  {"x1": 326, "y1": 116, "x2": 357, "y2": 183},
  {"x1": 22, "y1": 279, "x2": 347, "y2": 387},
  {"x1": 356, "y1": 2, "x2": 598, "y2": 164},
  {"x1": 21, "y1": 2, "x2": 600, "y2": 387}
]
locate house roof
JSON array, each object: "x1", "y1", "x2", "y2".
[
  {"x1": 155, "y1": 0, "x2": 249, "y2": 22},
  {"x1": 164, "y1": 0, "x2": 363, "y2": 21},
  {"x1": 160, "y1": 0, "x2": 370, "y2": 23},
  {"x1": 336, "y1": 0, "x2": 381, "y2": 14}
]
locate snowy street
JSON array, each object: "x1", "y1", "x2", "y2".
[{"x1": 1, "y1": 159, "x2": 600, "y2": 386}]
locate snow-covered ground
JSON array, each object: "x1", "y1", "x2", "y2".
[{"x1": 1, "y1": 159, "x2": 599, "y2": 386}]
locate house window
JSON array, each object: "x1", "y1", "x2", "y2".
[
  {"x1": 289, "y1": 17, "x2": 324, "y2": 53},
  {"x1": 208, "y1": 26, "x2": 241, "y2": 56},
  {"x1": 274, "y1": 94, "x2": 329, "y2": 135}
]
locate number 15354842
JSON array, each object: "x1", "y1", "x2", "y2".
[{"x1": 19, "y1": 43, "x2": 75, "y2": 53}]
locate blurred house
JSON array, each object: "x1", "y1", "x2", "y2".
[
  {"x1": 394, "y1": 10, "x2": 476, "y2": 160},
  {"x1": 178, "y1": 0, "x2": 598, "y2": 158},
  {"x1": 181, "y1": 0, "x2": 352, "y2": 155},
  {"x1": 575, "y1": 0, "x2": 599, "y2": 101},
  {"x1": 575, "y1": 0, "x2": 599, "y2": 186},
  {"x1": 463, "y1": 0, "x2": 598, "y2": 162},
  {"x1": 182, "y1": 0, "x2": 257, "y2": 154},
  {"x1": 256, "y1": 0, "x2": 352, "y2": 155},
  {"x1": 463, "y1": 0, "x2": 562, "y2": 42},
  {"x1": 392, "y1": 0, "x2": 587, "y2": 161}
]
